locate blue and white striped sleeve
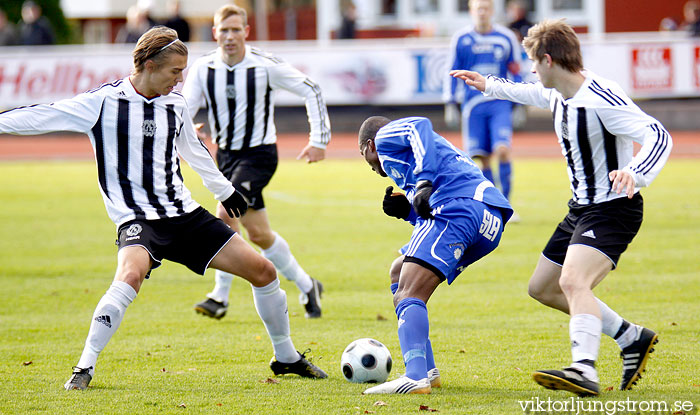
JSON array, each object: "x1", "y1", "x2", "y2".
[{"x1": 407, "y1": 118, "x2": 437, "y2": 181}]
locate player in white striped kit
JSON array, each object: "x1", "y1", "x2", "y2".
[
  {"x1": 452, "y1": 19, "x2": 671, "y2": 396},
  {"x1": 182, "y1": 4, "x2": 331, "y2": 320},
  {"x1": 0, "y1": 26, "x2": 327, "y2": 390}
]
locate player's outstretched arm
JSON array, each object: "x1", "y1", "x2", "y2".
[
  {"x1": 297, "y1": 143, "x2": 326, "y2": 163},
  {"x1": 450, "y1": 70, "x2": 486, "y2": 92}
]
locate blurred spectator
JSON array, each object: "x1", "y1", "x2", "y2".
[
  {"x1": 659, "y1": 17, "x2": 678, "y2": 31},
  {"x1": 0, "y1": 9, "x2": 18, "y2": 46},
  {"x1": 138, "y1": 0, "x2": 159, "y2": 27},
  {"x1": 18, "y1": 1, "x2": 55, "y2": 45},
  {"x1": 116, "y1": 5, "x2": 151, "y2": 43},
  {"x1": 338, "y1": 1, "x2": 357, "y2": 39},
  {"x1": 163, "y1": 0, "x2": 190, "y2": 42},
  {"x1": 681, "y1": 0, "x2": 700, "y2": 36},
  {"x1": 506, "y1": 0, "x2": 533, "y2": 42}
]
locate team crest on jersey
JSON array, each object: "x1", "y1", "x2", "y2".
[
  {"x1": 226, "y1": 85, "x2": 236, "y2": 99},
  {"x1": 126, "y1": 224, "x2": 142, "y2": 237},
  {"x1": 449, "y1": 243, "x2": 465, "y2": 260},
  {"x1": 142, "y1": 120, "x2": 157, "y2": 137}
]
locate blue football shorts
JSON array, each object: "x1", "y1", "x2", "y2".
[
  {"x1": 463, "y1": 99, "x2": 513, "y2": 157},
  {"x1": 399, "y1": 198, "x2": 505, "y2": 284}
]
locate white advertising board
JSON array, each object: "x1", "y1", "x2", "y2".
[{"x1": 1, "y1": 37, "x2": 699, "y2": 110}]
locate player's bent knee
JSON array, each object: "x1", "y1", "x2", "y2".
[
  {"x1": 558, "y1": 272, "x2": 587, "y2": 296},
  {"x1": 527, "y1": 280, "x2": 545, "y2": 302},
  {"x1": 249, "y1": 257, "x2": 277, "y2": 287},
  {"x1": 114, "y1": 269, "x2": 144, "y2": 292},
  {"x1": 494, "y1": 145, "x2": 511, "y2": 161},
  {"x1": 248, "y1": 231, "x2": 273, "y2": 248}
]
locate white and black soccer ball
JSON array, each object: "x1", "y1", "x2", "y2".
[{"x1": 340, "y1": 338, "x2": 392, "y2": 383}]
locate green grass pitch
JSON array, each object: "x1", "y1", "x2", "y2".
[{"x1": 0, "y1": 158, "x2": 698, "y2": 414}]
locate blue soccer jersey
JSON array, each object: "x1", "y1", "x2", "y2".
[
  {"x1": 443, "y1": 23, "x2": 522, "y2": 107},
  {"x1": 443, "y1": 24, "x2": 522, "y2": 158},
  {"x1": 375, "y1": 117, "x2": 512, "y2": 216},
  {"x1": 376, "y1": 117, "x2": 513, "y2": 283}
]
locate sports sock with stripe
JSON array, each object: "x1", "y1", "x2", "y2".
[
  {"x1": 395, "y1": 297, "x2": 429, "y2": 381},
  {"x1": 390, "y1": 284, "x2": 436, "y2": 372},
  {"x1": 569, "y1": 313, "x2": 601, "y2": 382},
  {"x1": 76, "y1": 280, "x2": 137, "y2": 375}
]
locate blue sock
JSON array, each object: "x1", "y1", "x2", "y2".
[
  {"x1": 391, "y1": 284, "x2": 435, "y2": 371},
  {"x1": 499, "y1": 161, "x2": 512, "y2": 200},
  {"x1": 425, "y1": 339, "x2": 436, "y2": 371},
  {"x1": 482, "y1": 167, "x2": 494, "y2": 184},
  {"x1": 395, "y1": 297, "x2": 429, "y2": 381}
]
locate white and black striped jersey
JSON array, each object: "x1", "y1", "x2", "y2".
[
  {"x1": 182, "y1": 45, "x2": 331, "y2": 151},
  {"x1": 484, "y1": 70, "x2": 672, "y2": 205},
  {"x1": 0, "y1": 77, "x2": 235, "y2": 226}
]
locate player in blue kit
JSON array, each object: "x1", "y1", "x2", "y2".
[
  {"x1": 444, "y1": 0, "x2": 522, "y2": 219},
  {"x1": 359, "y1": 116, "x2": 513, "y2": 394}
]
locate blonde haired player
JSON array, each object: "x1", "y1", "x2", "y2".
[
  {"x1": 0, "y1": 26, "x2": 327, "y2": 390},
  {"x1": 183, "y1": 4, "x2": 330, "y2": 320}
]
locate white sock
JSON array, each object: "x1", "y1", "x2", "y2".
[
  {"x1": 569, "y1": 313, "x2": 601, "y2": 381},
  {"x1": 251, "y1": 278, "x2": 298, "y2": 363},
  {"x1": 596, "y1": 298, "x2": 623, "y2": 338},
  {"x1": 208, "y1": 270, "x2": 234, "y2": 304},
  {"x1": 262, "y1": 233, "x2": 313, "y2": 294},
  {"x1": 76, "y1": 281, "x2": 137, "y2": 375},
  {"x1": 616, "y1": 324, "x2": 640, "y2": 349}
]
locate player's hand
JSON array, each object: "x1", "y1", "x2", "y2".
[
  {"x1": 413, "y1": 180, "x2": 434, "y2": 219},
  {"x1": 609, "y1": 170, "x2": 636, "y2": 199},
  {"x1": 450, "y1": 70, "x2": 486, "y2": 92},
  {"x1": 194, "y1": 123, "x2": 211, "y2": 141},
  {"x1": 444, "y1": 103, "x2": 460, "y2": 129},
  {"x1": 221, "y1": 190, "x2": 249, "y2": 218},
  {"x1": 383, "y1": 186, "x2": 412, "y2": 220},
  {"x1": 297, "y1": 144, "x2": 326, "y2": 163}
]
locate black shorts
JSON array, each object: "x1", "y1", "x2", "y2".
[
  {"x1": 542, "y1": 193, "x2": 643, "y2": 269},
  {"x1": 216, "y1": 144, "x2": 278, "y2": 210},
  {"x1": 116, "y1": 207, "x2": 235, "y2": 275}
]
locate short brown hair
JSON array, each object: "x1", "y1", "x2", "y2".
[
  {"x1": 214, "y1": 4, "x2": 247, "y2": 27},
  {"x1": 132, "y1": 26, "x2": 187, "y2": 72},
  {"x1": 522, "y1": 19, "x2": 583, "y2": 73}
]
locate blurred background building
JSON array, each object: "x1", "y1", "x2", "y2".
[
  {"x1": 1, "y1": 0, "x2": 700, "y2": 131},
  {"x1": 28, "y1": 0, "x2": 700, "y2": 43}
]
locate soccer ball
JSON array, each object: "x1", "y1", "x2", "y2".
[{"x1": 340, "y1": 338, "x2": 392, "y2": 383}]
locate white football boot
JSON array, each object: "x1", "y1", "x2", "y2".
[
  {"x1": 428, "y1": 368, "x2": 441, "y2": 388},
  {"x1": 362, "y1": 375, "x2": 431, "y2": 395}
]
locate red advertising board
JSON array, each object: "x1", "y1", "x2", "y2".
[
  {"x1": 695, "y1": 46, "x2": 700, "y2": 89},
  {"x1": 631, "y1": 46, "x2": 673, "y2": 92}
]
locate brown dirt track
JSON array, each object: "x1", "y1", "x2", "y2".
[{"x1": 0, "y1": 131, "x2": 698, "y2": 161}]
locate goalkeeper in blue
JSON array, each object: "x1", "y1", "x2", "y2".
[{"x1": 358, "y1": 116, "x2": 513, "y2": 394}]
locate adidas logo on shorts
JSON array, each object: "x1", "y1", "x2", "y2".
[{"x1": 581, "y1": 230, "x2": 596, "y2": 239}]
